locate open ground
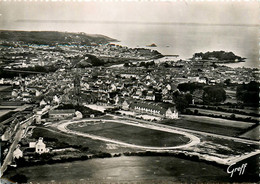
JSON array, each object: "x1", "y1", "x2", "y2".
[{"x1": 162, "y1": 115, "x2": 256, "y2": 137}]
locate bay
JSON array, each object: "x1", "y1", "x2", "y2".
[{"x1": 1, "y1": 21, "x2": 259, "y2": 68}]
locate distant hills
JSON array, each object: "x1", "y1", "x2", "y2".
[{"x1": 0, "y1": 30, "x2": 117, "y2": 46}]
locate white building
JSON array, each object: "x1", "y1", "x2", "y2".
[
  {"x1": 73, "y1": 111, "x2": 83, "y2": 119},
  {"x1": 126, "y1": 101, "x2": 179, "y2": 119},
  {"x1": 48, "y1": 109, "x2": 75, "y2": 120},
  {"x1": 30, "y1": 137, "x2": 50, "y2": 154},
  {"x1": 122, "y1": 100, "x2": 130, "y2": 110},
  {"x1": 13, "y1": 145, "x2": 23, "y2": 159},
  {"x1": 165, "y1": 107, "x2": 179, "y2": 119}
]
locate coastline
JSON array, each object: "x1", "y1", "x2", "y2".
[{"x1": 109, "y1": 40, "x2": 254, "y2": 69}]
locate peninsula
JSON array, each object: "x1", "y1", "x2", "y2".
[
  {"x1": 0, "y1": 30, "x2": 117, "y2": 46},
  {"x1": 192, "y1": 51, "x2": 245, "y2": 63}
]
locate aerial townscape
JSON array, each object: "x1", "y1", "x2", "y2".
[{"x1": 0, "y1": 30, "x2": 259, "y2": 183}]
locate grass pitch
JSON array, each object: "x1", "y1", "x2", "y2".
[{"x1": 67, "y1": 121, "x2": 190, "y2": 147}]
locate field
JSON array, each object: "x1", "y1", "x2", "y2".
[
  {"x1": 162, "y1": 115, "x2": 254, "y2": 137},
  {"x1": 181, "y1": 115, "x2": 254, "y2": 128},
  {"x1": 188, "y1": 108, "x2": 259, "y2": 121},
  {"x1": 195, "y1": 135, "x2": 259, "y2": 156},
  {"x1": 239, "y1": 125, "x2": 260, "y2": 140},
  {"x1": 67, "y1": 121, "x2": 190, "y2": 147}
]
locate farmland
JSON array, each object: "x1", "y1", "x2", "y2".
[
  {"x1": 162, "y1": 115, "x2": 254, "y2": 137},
  {"x1": 187, "y1": 108, "x2": 259, "y2": 121},
  {"x1": 181, "y1": 115, "x2": 254, "y2": 129}
]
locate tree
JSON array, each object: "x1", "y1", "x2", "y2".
[
  {"x1": 175, "y1": 95, "x2": 189, "y2": 112},
  {"x1": 236, "y1": 81, "x2": 259, "y2": 106},
  {"x1": 139, "y1": 62, "x2": 146, "y2": 67},
  {"x1": 83, "y1": 54, "x2": 105, "y2": 66},
  {"x1": 15, "y1": 157, "x2": 27, "y2": 167},
  {"x1": 123, "y1": 62, "x2": 129, "y2": 67},
  {"x1": 10, "y1": 174, "x2": 28, "y2": 183},
  {"x1": 224, "y1": 79, "x2": 231, "y2": 86},
  {"x1": 184, "y1": 93, "x2": 193, "y2": 104},
  {"x1": 230, "y1": 114, "x2": 236, "y2": 119},
  {"x1": 155, "y1": 92, "x2": 162, "y2": 102},
  {"x1": 177, "y1": 82, "x2": 204, "y2": 93},
  {"x1": 203, "y1": 86, "x2": 226, "y2": 104},
  {"x1": 194, "y1": 109, "x2": 199, "y2": 115}
]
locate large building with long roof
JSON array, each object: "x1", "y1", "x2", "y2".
[{"x1": 122, "y1": 100, "x2": 178, "y2": 119}]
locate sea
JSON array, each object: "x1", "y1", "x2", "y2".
[{"x1": 1, "y1": 21, "x2": 259, "y2": 68}]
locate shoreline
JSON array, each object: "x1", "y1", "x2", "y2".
[
  {"x1": 4, "y1": 150, "x2": 260, "y2": 177},
  {"x1": 4, "y1": 150, "x2": 226, "y2": 173}
]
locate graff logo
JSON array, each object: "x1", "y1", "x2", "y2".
[{"x1": 227, "y1": 163, "x2": 247, "y2": 177}]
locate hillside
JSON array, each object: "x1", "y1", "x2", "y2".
[{"x1": 0, "y1": 30, "x2": 117, "y2": 46}]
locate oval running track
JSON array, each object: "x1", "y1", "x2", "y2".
[{"x1": 57, "y1": 119, "x2": 200, "y2": 150}]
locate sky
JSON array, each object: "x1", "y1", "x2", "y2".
[{"x1": 0, "y1": 1, "x2": 259, "y2": 26}]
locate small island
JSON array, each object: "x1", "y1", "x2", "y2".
[
  {"x1": 146, "y1": 43, "x2": 157, "y2": 47},
  {"x1": 192, "y1": 51, "x2": 246, "y2": 63}
]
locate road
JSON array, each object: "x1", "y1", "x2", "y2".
[
  {"x1": 3, "y1": 69, "x2": 45, "y2": 74},
  {"x1": 0, "y1": 115, "x2": 35, "y2": 176},
  {"x1": 1, "y1": 105, "x2": 59, "y2": 176},
  {"x1": 0, "y1": 104, "x2": 33, "y2": 125},
  {"x1": 1, "y1": 128, "x2": 23, "y2": 176}
]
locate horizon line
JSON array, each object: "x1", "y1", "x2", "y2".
[{"x1": 16, "y1": 19, "x2": 260, "y2": 27}]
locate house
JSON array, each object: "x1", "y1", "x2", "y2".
[
  {"x1": 146, "y1": 93, "x2": 155, "y2": 101},
  {"x1": 165, "y1": 107, "x2": 178, "y2": 119},
  {"x1": 1, "y1": 128, "x2": 12, "y2": 141},
  {"x1": 122, "y1": 100, "x2": 130, "y2": 110},
  {"x1": 162, "y1": 88, "x2": 168, "y2": 95},
  {"x1": 162, "y1": 94, "x2": 174, "y2": 104},
  {"x1": 74, "y1": 111, "x2": 83, "y2": 119},
  {"x1": 49, "y1": 109, "x2": 75, "y2": 120},
  {"x1": 114, "y1": 95, "x2": 119, "y2": 105},
  {"x1": 13, "y1": 145, "x2": 23, "y2": 159},
  {"x1": 53, "y1": 95, "x2": 60, "y2": 104},
  {"x1": 35, "y1": 89, "x2": 42, "y2": 97},
  {"x1": 29, "y1": 137, "x2": 50, "y2": 154},
  {"x1": 120, "y1": 73, "x2": 138, "y2": 79}
]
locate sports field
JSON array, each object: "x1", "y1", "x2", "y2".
[{"x1": 67, "y1": 121, "x2": 190, "y2": 147}]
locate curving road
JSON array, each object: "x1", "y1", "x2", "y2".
[{"x1": 57, "y1": 119, "x2": 201, "y2": 150}]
